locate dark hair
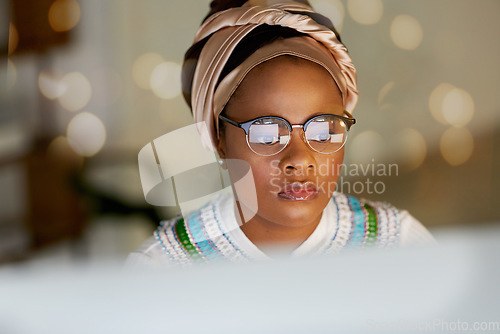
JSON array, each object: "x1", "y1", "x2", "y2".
[{"x1": 181, "y1": 0, "x2": 343, "y2": 110}]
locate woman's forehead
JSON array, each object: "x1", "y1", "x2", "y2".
[{"x1": 225, "y1": 57, "x2": 343, "y2": 122}]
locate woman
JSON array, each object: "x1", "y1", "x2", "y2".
[{"x1": 127, "y1": 0, "x2": 434, "y2": 267}]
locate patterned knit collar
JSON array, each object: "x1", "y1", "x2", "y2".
[{"x1": 155, "y1": 192, "x2": 401, "y2": 265}]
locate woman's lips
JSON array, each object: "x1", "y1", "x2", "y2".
[{"x1": 278, "y1": 181, "x2": 318, "y2": 201}]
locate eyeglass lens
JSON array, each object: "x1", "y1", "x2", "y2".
[{"x1": 246, "y1": 116, "x2": 347, "y2": 156}]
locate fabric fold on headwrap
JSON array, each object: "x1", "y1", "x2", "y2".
[
  {"x1": 213, "y1": 36, "x2": 346, "y2": 135},
  {"x1": 190, "y1": 0, "x2": 358, "y2": 151}
]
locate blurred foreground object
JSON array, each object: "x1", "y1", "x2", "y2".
[{"x1": 0, "y1": 224, "x2": 499, "y2": 334}]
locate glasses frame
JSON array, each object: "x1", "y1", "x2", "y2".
[{"x1": 218, "y1": 111, "x2": 356, "y2": 156}]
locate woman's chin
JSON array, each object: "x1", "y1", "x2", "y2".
[
  {"x1": 265, "y1": 195, "x2": 328, "y2": 227},
  {"x1": 236, "y1": 192, "x2": 329, "y2": 228}
]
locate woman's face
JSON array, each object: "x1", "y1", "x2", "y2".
[{"x1": 218, "y1": 56, "x2": 345, "y2": 229}]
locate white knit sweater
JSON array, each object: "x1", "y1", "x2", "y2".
[{"x1": 126, "y1": 192, "x2": 435, "y2": 268}]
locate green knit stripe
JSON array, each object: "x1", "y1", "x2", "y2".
[
  {"x1": 363, "y1": 203, "x2": 378, "y2": 245},
  {"x1": 174, "y1": 218, "x2": 203, "y2": 260}
]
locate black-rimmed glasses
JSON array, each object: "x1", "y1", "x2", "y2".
[{"x1": 218, "y1": 111, "x2": 356, "y2": 156}]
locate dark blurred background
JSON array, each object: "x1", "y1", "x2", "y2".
[{"x1": 0, "y1": 0, "x2": 499, "y2": 265}]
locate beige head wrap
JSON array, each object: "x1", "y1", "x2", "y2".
[{"x1": 190, "y1": 0, "x2": 358, "y2": 150}]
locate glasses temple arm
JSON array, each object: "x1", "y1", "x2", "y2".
[
  {"x1": 342, "y1": 111, "x2": 356, "y2": 128},
  {"x1": 219, "y1": 114, "x2": 242, "y2": 128}
]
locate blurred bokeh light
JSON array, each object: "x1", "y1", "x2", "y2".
[
  {"x1": 440, "y1": 127, "x2": 474, "y2": 166},
  {"x1": 349, "y1": 130, "x2": 385, "y2": 164},
  {"x1": 66, "y1": 112, "x2": 106, "y2": 157},
  {"x1": 58, "y1": 72, "x2": 92, "y2": 111},
  {"x1": 347, "y1": 0, "x2": 383, "y2": 25},
  {"x1": 132, "y1": 53, "x2": 164, "y2": 90},
  {"x1": 392, "y1": 128, "x2": 427, "y2": 171},
  {"x1": 428, "y1": 83, "x2": 457, "y2": 125},
  {"x1": 390, "y1": 14, "x2": 423, "y2": 50},
  {"x1": 48, "y1": 0, "x2": 81, "y2": 32},
  {"x1": 150, "y1": 61, "x2": 182, "y2": 100},
  {"x1": 441, "y1": 87, "x2": 474, "y2": 128},
  {"x1": 428, "y1": 83, "x2": 475, "y2": 128},
  {"x1": 38, "y1": 71, "x2": 66, "y2": 100}
]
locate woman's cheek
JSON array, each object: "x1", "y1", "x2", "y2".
[
  {"x1": 318, "y1": 154, "x2": 344, "y2": 197},
  {"x1": 245, "y1": 161, "x2": 275, "y2": 197},
  {"x1": 255, "y1": 164, "x2": 273, "y2": 190},
  {"x1": 269, "y1": 174, "x2": 282, "y2": 194}
]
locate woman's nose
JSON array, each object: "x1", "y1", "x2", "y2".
[{"x1": 279, "y1": 129, "x2": 316, "y2": 176}]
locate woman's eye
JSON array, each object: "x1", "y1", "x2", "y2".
[
  {"x1": 249, "y1": 124, "x2": 279, "y2": 144},
  {"x1": 309, "y1": 133, "x2": 331, "y2": 142},
  {"x1": 306, "y1": 128, "x2": 331, "y2": 142},
  {"x1": 306, "y1": 121, "x2": 331, "y2": 142},
  {"x1": 256, "y1": 135, "x2": 279, "y2": 145}
]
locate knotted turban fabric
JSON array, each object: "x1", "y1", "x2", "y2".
[{"x1": 183, "y1": 0, "x2": 358, "y2": 150}]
